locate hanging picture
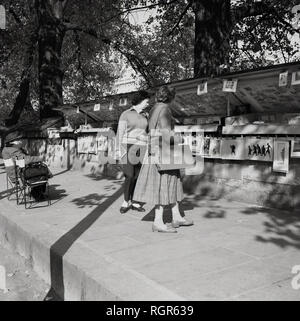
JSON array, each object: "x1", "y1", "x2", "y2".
[
  {"x1": 207, "y1": 138, "x2": 222, "y2": 159},
  {"x1": 119, "y1": 98, "x2": 128, "y2": 106},
  {"x1": 77, "y1": 135, "x2": 97, "y2": 154},
  {"x1": 245, "y1": 138, "x2": 274, "y2": 161},
  {"x1": 273, "y1": 140, "x2": 289, "y2": 173},
  {"x1": 191, "y1": 133, "x2": 204, "y2": 156},
  {"x1": 291, "y1": 139, "x2": 300, "y2": 158},
  {"x1": 220, "y1": 138, "x2": 245, "y2": 160},
  {"x1": 94, "y1": 103, "x2": 101, "y2": 111},
  {"x1": 174, "y1": 126, "x2": 204, "y2": 156},
  {"x1": 77, "y1": 136, "x2": 88, "y2": 154},
  {"x1": 197, "y1": 81, "x2": 208, "y2": 95},
  {"x1": 181, "y1": 133, "x2": 203, "y2": 156},
  {"x1": 88, "y1": 135, "x2": 97, "y2": 154},
  {"x1": 203, "y1": 137, "x2": 211, "y2": 156},
  {"x1": 222, "y1": 79, "x2": 238, "y2": 92},
  {"x1": 291, "y1": 71, "x2": 300, "y2": 86},
  {"x1": 108, "y1": 137, "x2": 115, "y2": 158},
  {"x1": 279, "y1": 71, "x2": 288, "y2": 87},
  {"x1": 47, "y1": 128, "x2": 60, "y2": 139},
  {"x1": 97, "y1": 134, "x2": 108, "y2": 152}
]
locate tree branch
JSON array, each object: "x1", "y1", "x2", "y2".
[
  {"x1": 103, "y1": 0, "x2": 180, "y2": 24},
  {"x1": 8, "y1": 6, "x2": 23, "y2": 24},
  {"x1": 232, "y1": 1, "x2": 270, "y2": 22},
  {"x1": 233, "y1": 0, "x2": 299, "y2": 33},
  {"x1": 74, "y1": 31, "x2": 88, "y2": 84},
  {"x1": 168, "y1": 1, "x2": 192, "y2": 36},
  {"x1": 64, "y1": 21, "x2": 157, "y2": 86}
]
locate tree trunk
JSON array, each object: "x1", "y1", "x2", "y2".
[
  {"x1": 5, "y1": 78, "x2": 30, "y2": 127},
  {"x1": 5, "y1": 11, "x2": 38, "y2": 127},
  {"x1": 192, "y1": 0, "x2": 232, "y2": 78},
  {"x1": 36, "y1": 0, "x2": 65, "y2": 119}
]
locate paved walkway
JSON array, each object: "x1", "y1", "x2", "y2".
[
  {"x1": 0, "y1": 243, "x2": 49, "y2": 301},
  {"x1": 0, "y1": 165, "x2": 299, "y2": 300}
]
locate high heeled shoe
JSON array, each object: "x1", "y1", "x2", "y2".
[
  {"x1": 152, "y1": 224, "x2": 177, "y2": 233},
  {"x1": 172, "y1": 218, "x2": 194, "y2": 228},
  {"x1": 131, "y1": 204, "x2": 146, "y2": 212},
  {"x1": 120, "y1": 205, "x2": 131, "y2": 214}
]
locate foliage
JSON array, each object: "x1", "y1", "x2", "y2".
[{"x1": 0, "y1": 0, "x2": 299, "y2": 124}]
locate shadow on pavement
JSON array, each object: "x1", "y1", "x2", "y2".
[
  {"x1": 241, "y1": 206, "x2": 300, "y2": 251},
  {"x1": 45, "y1": 186, "x2": 123, "y2": 301}
]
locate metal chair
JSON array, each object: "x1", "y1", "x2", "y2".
[
  {"x1": 3, "y1": 158, "x2": 25, "y2": 204},
  {"x1": 19, "y1": 162, "x2": 51, "y2": 209}
]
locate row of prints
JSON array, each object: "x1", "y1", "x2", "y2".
[
  {"x1": 197, "y1": 71, "x2": 300, "y2": 95},
  {"x1": 181, "y1": 135, "x2": 298, "y2": 173}
]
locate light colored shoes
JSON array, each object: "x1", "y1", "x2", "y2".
[
  {"x1": 172, "y1": 218, "x2": 194, "y2": 228},
  {"x1": 152, "y1": 223, "x2": 177, "y2": 233}
]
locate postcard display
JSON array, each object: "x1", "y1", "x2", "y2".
[
  {"x1": 77, "y1": 135, "x2": 97, "y2": 154},
  {"x1": 76, "y1": 129, "x2": 114, "y2": 160}
]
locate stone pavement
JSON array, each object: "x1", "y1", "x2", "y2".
[
  {"x1": 0, "y1": 165, "x2": 299, "y2": 301},
  {"x1": 0, "y1": 243, "x2": 49, "y2": 301}
]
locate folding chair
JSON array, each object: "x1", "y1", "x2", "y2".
[
  {"x1": 3, "y1": 158, "x2": 24, "y2": 204},
  {"x1": 19, "y1": 162, "x2": 51, "y2": 209}
]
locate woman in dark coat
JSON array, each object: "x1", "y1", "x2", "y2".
[{"x1": 133, "y1": 86, "x2": 193, "y2": 233}]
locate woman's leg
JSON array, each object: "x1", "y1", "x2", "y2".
[
  {"x1": 122, "y1": 163, "x2": 134, "y2": 207},
  {"x1": 171, "y1": 202, "x2": 194, "y2": 227},
  {"x1": 154, "y1": 205, "x2": 164, "y2": 226},
  {"x1": 153, "y1": 205, "x2": 177, "y2": 232},
  {"x1": 131, "y1": 163, "x2": 143, "y2": 208},
  {"x1": 171, "y1": 202, "x2": 185, "y2": 222}
]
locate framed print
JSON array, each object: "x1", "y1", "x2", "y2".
[
  {"x1": 47, "y1": 128, "x2": 60, "y2": 139},
  {"x1": 220, "y1": 138, "x2": 245, "y2": 160},
  {"x1": 273, "y1": 140, "x2": 289, "y2": 173},
  {"x1": 77, "y1": 136, "x2": 88, "y2": 154},
  {"x1": 94, "y1": 103, "x2": 101, "y2": 111},
  {"x1": 279, "y1": 71, "x2": 288, "y2": 87},
  {"x1": 77, "y1": 135, "x2": 97, "y2": 154},
  {"x1": 174, "y1": 126, "x2": 204, "y2": 156},
  {"x1": 207, "y1": 138, "x2": 222, "y2": 159},
  {"x1": 291, "y1": 71, "x2": 300, "y2": 86},
  {"x1": 291, "y1": 139, "x2": 300, "y2": 158},
  {"x1": 203, "y1": 137, "x2": 211, "y2": 156},
  {"x1": 245, "y1": 138, "x2": 274, "y2": 161},
  {"x1": 222, "y1": 79, "x2": 238, "y2": 93},
  {"x1": 119, "y1": 98, "x2": 128, "y2": 106},
  {"x1": 88, "y1": 135, "x2": 97, "y2": 154},
  {"x1": 197, "y1": 81, "x2": 208, "y2": 95},
  {"x1": 97, "y1": 134, "x2": 108, "y2": 152}
]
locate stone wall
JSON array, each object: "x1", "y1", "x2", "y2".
[
  {"x1": 26, "y1": 138, "x2": 123, "y2": 179},
  {"x1": 25, "y1": 138, "x2": 300, "y2": 210},
  {"x1": 182, "y1": 158, "x2": 300, "y2": 210}
]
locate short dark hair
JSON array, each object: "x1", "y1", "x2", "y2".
[
  {"x1": 156, "y1": 86, "x2": 176, "y2": 103},
  {"x1": 131, "y1": 90, "x2": 150, "y2": 106}
]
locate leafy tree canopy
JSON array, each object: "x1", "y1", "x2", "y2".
[{"x1": 0, "y1": 0, "x2": 299, "y2": 125}]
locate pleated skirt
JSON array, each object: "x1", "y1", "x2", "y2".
[{"x1": 133, "y1": 162, "x2": 184, "y2": 206}]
